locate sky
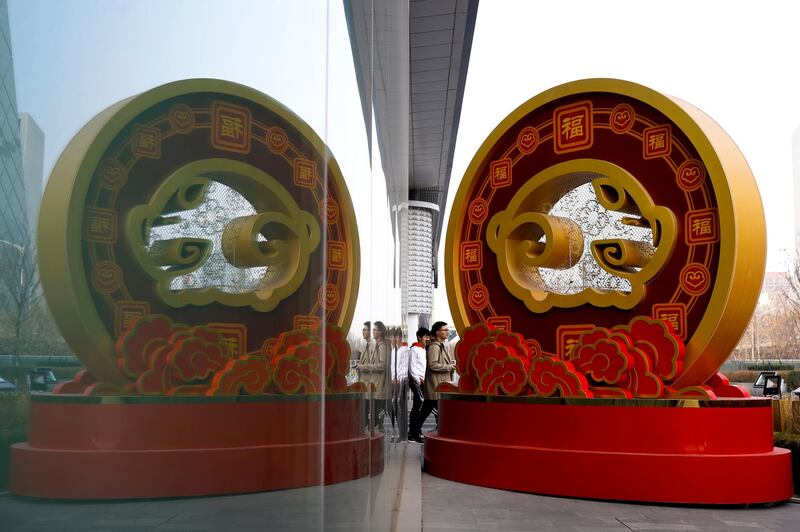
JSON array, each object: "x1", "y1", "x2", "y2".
[
  {"x1": 8, "y1": 0, "x2": 800, "y2": 334},
  {"x1": 446, "y1": 1, "x2": 800, "y2": 271},
  {"x1": 431, "y1": 0, "x2": 800, "y2": 325}
]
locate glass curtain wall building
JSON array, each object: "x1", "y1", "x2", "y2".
[{"x1": 0, "y1": 0, "x2": 26, "y2": 252}]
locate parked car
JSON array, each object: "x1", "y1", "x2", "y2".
[
  {"x1": 752, "y1": 371, "x2": 783, "y2": 397},
  {"x1": 29, "y1": 368, "x2": 58, "y2": 392},
  {"x1": 0, "y1": 376, "x2": 16, "y2": 392}
]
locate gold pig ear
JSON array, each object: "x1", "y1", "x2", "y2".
[
  {"x1": 162, "y1": 178, "x2": 209, "y2": 214},
  {"x1": 589, "y1": 174, "x2": 677, "y2": 289}
]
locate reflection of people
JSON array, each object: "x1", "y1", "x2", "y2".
[
  {"x1": 357, "y1": 321, "x2": 371, "y2": 363},
  {"x1": 355, "y1": 321, "x2": 371, "y2": 387},
  {"x1": 354, "y1": 321, "x2": 372, "y2": 428},
  {"x1": 418, "y1": 321, "x2": 455, "y2": 436},
  {"x1": 407, "y1": 327, "x2": 429, "y2": 443},
  {"x1": 390, "y1": 327, "x2": 410, "y2": 441},
  {"x1": 370, "y1": 321, "x2": 391, "y2": 432}
]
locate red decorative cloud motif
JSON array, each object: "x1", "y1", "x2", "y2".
[
  {"x1": 478, "y1": 356, "x2": 529, "y2": 395},
  {"x1": 134, "y1": 342, "x2": 177, "y2": 395},
  {"x1": 621, "y1": 345, "x2": 663, "y2": 398},
  {"x1": 577, "y1": 327, "x2": 614, "y2": 347},
  {"x1": 435, "y1": 382, "x2": 459, "y2": 394},
  {"x1": 665, "y1": 385, "x2": 718, "y2": 400},
  {"x1": 53, "y1": 369, "x2": 97, "y2": 394},
  {"x1": 589, "y1": 386, "x2": 633, "y2": 399},
  {"x1": 83, "y1": 315, "x2": 355, "y2": 397},
  {"x1": 85, "y1": 382, "x2": 126, "y2": 396},
  {"x1": 458, "y1": 373, "x2": 478, "y2": 393},
  {"x1": 471, "y1": 342, "x2": 513, "y2": 378},
  {"x1": 167, "y1": 384, "x2": 211, "y2": 396},
  {"x1": 208, "y1": 356, "x2": 273, "y2": 395},
  {"x1": 573, "y1": 338, "x2": 632, "y2": 385},
  {"x1": 525, "y1": 338, "x2": 542, "y2": 357},
  {"x1": 623, "y1": 316, "x2": 684, "y2": 382},
  {"x1": 529, "y1": 356, "x2": 592, "y2": 398},
  {"x1": 182, "y1": 324, "x2": 222, "y2": 345},
  {"x1": 705, "y1": 372, "x2": 750, "y2": 398},
  {"x1": 273, "y1": 341, "x2": 328, "y2": 394},
  {"x1": 323, "y1": 323, "x2": 351, "y2": 391},
  {"x1": 453, "y1": 324, "x2": 531, "y2": 394},
  {"x1": 116, "y1": 315, "x2": 183, "y2": 379},
  {"x1": 443, "y1": 315, "x2": 697, "y2": 400},
  {"x1": 347, "y1": 381, "x2": 367, "y2": 393},
  {"x1": 455, "y1": 323, "x2": 492, "y2": 376},
  {"x1": 271, "y1": 329, "x2": 313, "y2": 362},
  {"x1": 492, "y1": 330, "x2": 531, "y2": 359},
  {"x1": 261, "y1": 338, "x2": 279, "y2": 357},
  {"x1": 169, "y1": 337, "x2": 228, "y2": 381}
]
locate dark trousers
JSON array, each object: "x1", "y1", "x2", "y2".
[
  {"x1": 408, "y1": 379, "x2": 425, "y2": 437},
  {"x1": 417, "y1": 399, "x2": 438, "y2": 435},
  {"x1": 389, "y1": 382, "x2": 399, "y2": 431},
  {"x1": 365, "y1": 398, "x2": 385, "y2": 433}
]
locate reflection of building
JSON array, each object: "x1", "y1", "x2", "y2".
[
  {"x1": 346, "y1": 0, "x2": 478, "y2": 332},
  {"x1": 399, "y1": 201, "x2": 438, "y2": 334},
  {"x1": 0, "y1": 0, "x2": 27, "y2": 252},
  {"x1": 19, "y1": 113, "x2": 44, "y2": 238}
]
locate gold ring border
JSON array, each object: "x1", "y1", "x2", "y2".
[
  {"x1": 445, "y1": 78, "x2": 765, "y2": 388},
  {"x1": 39, "y1": 79, "x2": 360, "y2": 385}
]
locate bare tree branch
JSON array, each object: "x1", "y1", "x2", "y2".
[{"x1": 0, "y1": 244, "x2": 42, "y2": 344}]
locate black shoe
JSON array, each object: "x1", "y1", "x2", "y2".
[{"x1": 409, "y1": 435, "x2": 425, "y2": 443}]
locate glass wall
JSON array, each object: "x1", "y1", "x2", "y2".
[{"x1": 0, "y1": 0, "x2": 409, "y2": 529}]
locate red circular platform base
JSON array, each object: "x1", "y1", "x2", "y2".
[
  {"x1": 11, "y1": 393, "x2": 383, "y2": 499},
  {"x1": 424, "y1": 394, "x2": 792, "y2": 504}
]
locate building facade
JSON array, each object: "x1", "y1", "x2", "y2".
[
  {"x1": 0, "y1": 0, "x2": 27, "y2": 254},
  {"x1": 18, "y1": 112, "x2": 43, "y2": 239}
]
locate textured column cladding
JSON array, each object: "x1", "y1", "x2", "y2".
[{"x1": 401, "y1": 205, "x2": 434, "y2": 315}]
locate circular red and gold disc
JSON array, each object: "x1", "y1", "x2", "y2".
[
  {"x1": 446, "y1": 79, "x2": 764, "y2": 387},
  {"x1": 40, "y1": 79, "x2": 359, "y2": 385}
]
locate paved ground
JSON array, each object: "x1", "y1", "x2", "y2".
[
  {"x1": 1, "y1": 442, "x2": 798, "y2": 531},
  {"x1": 422, "y1": 471, "x2": 799, "y2": 532}
]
